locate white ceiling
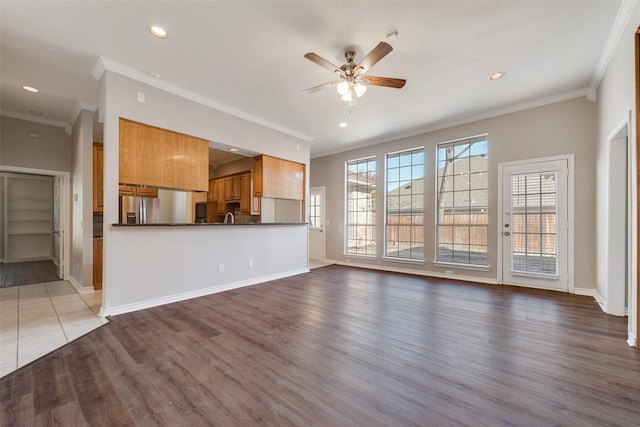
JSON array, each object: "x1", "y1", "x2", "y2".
[{"x1": 0, "y1": 1, "x2": 628, "y2": 158}]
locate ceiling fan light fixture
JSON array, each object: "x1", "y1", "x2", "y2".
[
  {"x1": 354, "y1": 82, "x2": 367, "y2": 98},
  {"x1": 341, "y1": 90, "x2": 353, "y2": 102},
  {"x1": 337, "y1": 80, "x2": 349, "y2": 96}
]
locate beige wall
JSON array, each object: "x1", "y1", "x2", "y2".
[
  {"x1": 594, "y1": 3, "x2": 639, "y2": 338},
  {"x1": 0, "y1": 116, "x2": 71, "y2": 172},
  {"x1": 311, "y1": 96, "x2": 597, "y2": 288},
  {"x1": 70, "y1": 110, "x2": 94, "y2": 288}
]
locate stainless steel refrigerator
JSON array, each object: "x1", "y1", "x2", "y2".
[{"x1": 120, "y1": 196, "x2": 160, "y2": 224}]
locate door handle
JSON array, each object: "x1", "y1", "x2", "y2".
[{"x1": 503, "y1": 231, "x2": 510, "y2": 236}]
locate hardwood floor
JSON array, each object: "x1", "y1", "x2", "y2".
[
  {"x1": 0, "y1": 261, "x2": 59, "y2": 288},
  {"x1": 2, "y1": 265, "x2": 639, "y2": 426}
]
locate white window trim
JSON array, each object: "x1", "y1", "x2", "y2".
[{"x1": 434, "y1": 135, "x2": 489, "y2": 267}]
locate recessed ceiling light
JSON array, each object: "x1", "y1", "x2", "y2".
[
  {"x1": 489, "y1": 72, "x2": 506, "y2": 81},
  {"x1": 149, "y1": 25, "x2": 168, "y2": 39},
  {"x1": 149, "y1": 72, "x2": 161, "y2": 79},
  {"x1": 30, "y1": 110, "x2": 43, "y2": 116},
  {"x1": 23, "y1": 85, "x2": 39, "y2": 93},
  {"x1": 229, "y1": 148, "x2": 239, "y2": 152},
  {"x1": 339, "y1": 122, "x2": 348, "y2": 128}
]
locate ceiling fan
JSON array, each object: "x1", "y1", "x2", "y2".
[{"x1": 302, "y1": 41, "x2": 406, "y2": 103}]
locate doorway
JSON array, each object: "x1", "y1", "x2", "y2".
[
  {"x1": 607, "y1": 121, "x2": 630, "y2": 316},
  {"x1": 498, "y1": 156, "x2": 572, "y2": 292},
  {"x1": 0, "y1": 167, "x2": 69, "y2": 286},
  {"x1": 309, "y1": 187, "x2": 326, "y2": 261}
]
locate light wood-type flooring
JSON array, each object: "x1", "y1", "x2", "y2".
[{"x1": 2, "y1": 265, "x2": 639, "y2": 426}]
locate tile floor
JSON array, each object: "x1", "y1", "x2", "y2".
[{"x1": 0, "y1": 281, "x2": 105, "y2": 378}]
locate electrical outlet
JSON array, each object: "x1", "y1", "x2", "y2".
[
  {"x1": 248, "y1": 259, "x2": 253, "y2": 268},
  {"x1": 218, "y1": 264, "x2": 224, "y2": 273}
]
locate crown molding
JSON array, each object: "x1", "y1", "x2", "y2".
[
  {"x1": 588, "y1": 0, "x2": 637, "y2": 95},
  {"x1": 1, "y1": 109, "x2": 72, "y2": 134},
  {"x1": 68, "y1": 101, "x2": 97, "y2": 127},
  {"x1": 92, "y1": 56, "x2": 313, "y2": 142},
  {"x1": 312, "y1": 88, "x2": 588, "y2": 159}
]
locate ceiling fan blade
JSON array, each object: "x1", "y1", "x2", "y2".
[
  {"x1": 362, "y1": 76, "x2": 406, "y2": 89},
  {"x1": 356, "y1": 42, "x2": 393, "y2": 73},
  {"x1": 301, "y1": 81, "x2": 339, "y2": 94},
  {"x1": 304, "y1": 53, "x2": 346, "y2": 76}
]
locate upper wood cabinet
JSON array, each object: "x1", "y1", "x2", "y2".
[
  {"x1": 216, "y1": 179, "x2": 226, "y2": 214},
  {"x1": 224, "y1": 175, "x2": 241, "y2": 201},
  {"x1": 208, "y1": 180, "x2": 217, "y2": 202},
  {"x1": 240, "y1": 173, "x2": 260, "y2": 215},
  {"x1": 119, "y1": 118, "x2": 209, "y2": 191},
  {"x1": 92, "y1": 142, "x2": 104, "y2": 213},
  {"x1": 118, "y1": 185, "x2": 158, "y2": 198},
  {"x1": 253, "y1": 155, "x2": 305, "y2": 200}
]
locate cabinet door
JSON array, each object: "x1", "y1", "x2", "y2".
[
  {"x1": 208, "y1": 180, "x2": 217, "y2": 202},
  {"x1": 224, "y1": 178, "x2": 233, "y2": 201},
  {"x1": 119, "y1": 184, "x2": 136, "y2": 196},
  {"x1": 216, "y1": 179, "x2": 226, "y2": 214},
  {"x1": 231, "y1": 175, "x2": 241, "y2": 200},
  {"x1": 136, "y1": 187, "x2": 158, "y2": 197},
  {"x1": 253, "y1": 156, "x2": 263, "y2": 197},
  {"x1": 251, "y1": 195, "x2": 261, "y2": 216},
  {"x1": 240, "y1": 174, "x2": 251, "y2": 213},
  {"x1": 93, "y1": 238, "x2": 103, "y2": 290},
  {"x1": 93, "y1": 143, "x2": 104, "y2": 213}
]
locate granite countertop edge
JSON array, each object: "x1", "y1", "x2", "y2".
[{"x1": 111, "y1": 222, "x2": 308, "y2": 227}]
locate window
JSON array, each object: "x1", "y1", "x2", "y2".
[
  {"x1": 309, "y1": 193, "x2": 320, "y2": 227},
  {"x1": 436, "y1": 136, "x2": 488, "y2": 265},
  {"x1": 385, "y1": 148, "x2": 424, "y2": 260},
  {"x1": 346, "y1": 157, "x2": 377, "y2": 255}
]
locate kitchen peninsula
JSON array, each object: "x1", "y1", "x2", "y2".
[{"x1": 98, "y1": 106, "x2": 309, "y2": 317}]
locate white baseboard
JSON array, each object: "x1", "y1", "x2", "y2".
[
  {"x1": 331, "y1": 259, "x2": 498, "y2": 285},
  {"x1": 628, "y1": 333, "x2": 637, "y2": 348},
  {"x1": 101, "y1": 268, "x2": 309, "y2": 317},
  {"x1": 68, "y1": 276, "x2": 93, "y2": 294}
]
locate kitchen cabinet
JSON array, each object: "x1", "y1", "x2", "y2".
[
  {"x1": 253, "y1": 156, "x2": 263, "y2": 197},
  {"x1": 208, "y1": 180, "x2": 217, "y2": 202},
  {"x1": 118, "y1": 185, "x2": 158, "y2": 198},
  {"x1": 92, "y1": 142, "x2": 104, "y2": 213},
  {"x1": 216, "y1": 179, "x2": 226, "y2": 215},
  {"x1": 93, "y1": 237, "x2": 103, "y2": 290},
  {"x1": 240, "y1": 173, "x2": 261, "y2": 215},
  {"x1": 119, "y1": 118, "x2": 209, "y2": 191},
  {"x1": 224, "y1": 175, "x2": 241, "y2": 201},
  {"x1": 253, "y1": 155, "x2": 305, "y2": 200}
]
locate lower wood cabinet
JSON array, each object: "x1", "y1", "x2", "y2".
[{"x1": 93, "y1": 237, "x2": 103, "y2": 290}]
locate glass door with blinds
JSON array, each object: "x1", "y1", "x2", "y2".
[{"x1": 500, "y1": 158, "x2": 569, "y2": 292}]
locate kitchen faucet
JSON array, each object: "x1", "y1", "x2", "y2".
[{"x1": 224, "y1": 212, "x2": 235, "y2": 224}]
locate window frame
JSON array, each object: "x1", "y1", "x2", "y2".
[
  {"x1": 344, "y1": 156, "x2": 377, "y2": 257},
  {"x1": 383, "y1": 146, "x2": 425, "y2": 263},
  {"x1": 433, "y1": 134, "x2": 490, "y2": 270}
]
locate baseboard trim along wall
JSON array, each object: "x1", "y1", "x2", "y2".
[
  {"x1": 100, "y1": 268, "x2": 309, "y2": 317},
  {"x1": 331, "y1": 259, "x2": 498, "y2": 285},
  {"x1": 69, "y1": 276, "x2": 96, "y2": 294}
]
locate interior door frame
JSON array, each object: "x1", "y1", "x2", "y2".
[
  {"x1": 0, "y1": 165, "x2": 70, "y2": 280},
  {"x1": 309, "y1": 186, "x2": 326, "y2": 261},
  {"x1": 634, "y1": 27, "x2": 639, "y2": 348},
  {"x1": 497, "y1": 154, "x2": 575, "y2": 293}
]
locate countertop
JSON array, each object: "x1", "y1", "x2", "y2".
[{"x1": 111, "y1": 222, "x2": 308, "y2": 227}]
